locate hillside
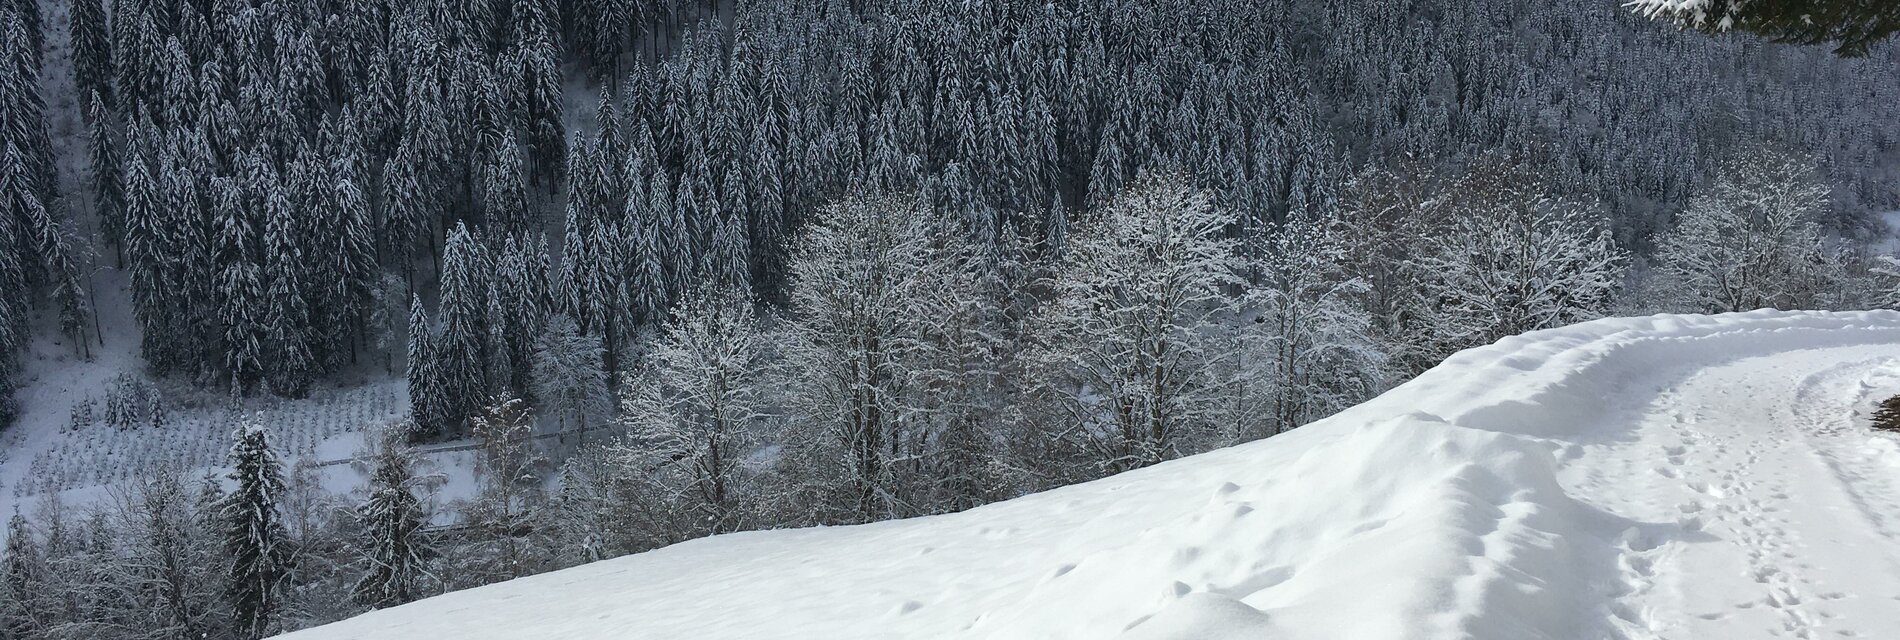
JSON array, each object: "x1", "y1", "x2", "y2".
[{"x1": 279, "y1": 310, "x2": 1900, "y2": 639}]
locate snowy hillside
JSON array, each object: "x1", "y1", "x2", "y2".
[{"x1": 279, "y1": 310, "x2": 1900, "y2": 640}]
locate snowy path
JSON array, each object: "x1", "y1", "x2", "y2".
[
  {"x1": 1564, "y1": 347, "x2": 1900, "y2": 639},
  {"x1": 280, "y1": 311, "x2": 1900, "y2": 640}
]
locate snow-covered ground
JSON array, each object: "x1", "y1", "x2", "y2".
[{"x1": 278, "y1": 310, "x2": 1900, "y2": 640}]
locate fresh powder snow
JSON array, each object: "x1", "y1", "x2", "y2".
[{"x1": 277, "y1": 310, "x2": 1900, "y2": 639}]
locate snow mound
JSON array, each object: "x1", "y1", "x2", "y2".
[{"x1": 278, "y1": 310, "x2": 1900, "y2": 640}]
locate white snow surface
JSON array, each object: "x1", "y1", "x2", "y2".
[{"x1": 280, "y1": 310, "x2": 1900, "y2": 640}]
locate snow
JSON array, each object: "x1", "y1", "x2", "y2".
[{"x1": 277, "y1": 309, "x2": 1900, "y2": 640}]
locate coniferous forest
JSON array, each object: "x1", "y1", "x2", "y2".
[{"x1": 1, "y1": 0, "x2": 1899, "y2": 637}]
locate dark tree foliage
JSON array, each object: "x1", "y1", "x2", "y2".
[
  {"x1": 1634, "y1": 0, "x2": 1900, "y2": 56},
  {"x1": 1873, "y1": 394, "x2": 1900, "y2": 432}
]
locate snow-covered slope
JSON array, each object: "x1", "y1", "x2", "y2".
[{"x1": 280, "y1": 310, "x2": 1900, "y2": 640}]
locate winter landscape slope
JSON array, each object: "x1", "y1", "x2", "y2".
[{"x1": 279, "y1": 310, "x2": 1900, "y2": 640}]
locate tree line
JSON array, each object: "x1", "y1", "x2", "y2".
[{"x1": 6, "y1": 145, "x2": 1891, "y2": 637}]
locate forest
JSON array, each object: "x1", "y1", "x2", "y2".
[{"x1": 1, "y1": 0, "x2": 1898, "y2": 637}]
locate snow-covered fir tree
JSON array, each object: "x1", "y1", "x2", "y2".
[{"x1": 220, "y1": 423, "x2": 293, "y2": 640}]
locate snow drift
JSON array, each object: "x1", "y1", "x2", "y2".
[{"x1": 279, "y1": 310, "x2": 1900, "y2": 640}]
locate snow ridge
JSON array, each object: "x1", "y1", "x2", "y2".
[{"x1": 280, "y1": 310, "x2": 1900, "y2": 640}]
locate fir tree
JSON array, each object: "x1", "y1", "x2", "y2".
[
  {"x1": 220, "y1": 423, "x2": 293, "y2": 640},
  {"x1": 264, "y1": 189, "x2": 314, "y2": 397},
  {"x1": 69, "y1": 0, "x2": 114, "y2": 110},
  {"x1": 86, "y1": 92, "x2": 124, "y2": 259},
  {"x1": 436, "y1": 224, "x2": 490, "y2": 436},
  {"x1": 407, "y1": 295, "x2": 446, "y2": 441}
]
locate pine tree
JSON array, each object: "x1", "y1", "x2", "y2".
[
  {"x1": 214, "y1": 174, "x2": 266, "y2": 393},
  {"x1": 265, "y1": 189, "x2": 314, "y2": 397},
  {"x1": 437, "y1": 224, "x2": 490, "y2": 435},
  {"x1": 69, "y1": 0, "x2": 114, "y2": 110},
  {"x1": 0, "y1": 146, "x2": 34, "y2": 382},
  {"x1": 332, "y1": 137, "x2": 378, "y2": 364},
  {"x1": 352, "y1": 433, "x2": 431, "y2": 609},
  {"x1": 221, "y1": 423, "x2": 293, "y2": 640},
  {"x1": 482, "y1": 132, "x2": 532, "y2": 238},
  {"x1": 512, "y1": 1, "x2": 565, "y2": 188},
  {"x1": 17, "y1": 174, "x2": 91, "y2": 357},
  {"x1": 381, "y1": 139, "x2": 427, "y2": 285},
  {"x1": 407, "y1": 295, "x2": 446, "y2": 441},
  {"x1": 86, "y1": 92, "x2": 124, "y2": 259}
]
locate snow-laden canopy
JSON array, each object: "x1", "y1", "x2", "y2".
[{"x1": 280, "y1": 310, "x2": 1900, "y2": 639}]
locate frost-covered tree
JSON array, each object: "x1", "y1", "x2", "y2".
[
  {"x1": 1238, "y1": 214, "x2": 1387, "y2": 438},
  {"x1": 1, "y1": 511, "x2": 45, "y2": 636},
  {"x1": 436, "y1": 224, "x2": 491, "y2": 435},
  {"x1": 462, "y1": 394, "x2": 546, "y2": 585},
  {"x1": 220, "y1": 423, "x2": 292, "y2": 640},
  {"x1": 265, "y1": 189, "x2": 314, "y2": 397},
  {"x1": 901, "y1": 219, "x2": 1014, "y2": 513},
  {"x1": 69, "y1": 0, "x2": 113, "y2": 109},
  {"x1": 1406, "y1": 169, "x2": 1626, "y2": 370},
  {"x1": 779, "y1": 193, "x2": 940, "y2": 523},
  {"x1": 617, "y1": 286, "x2": 771, "y2": 536},
  {"x1": 1022, "y1": 171, "x2": 1240, "y2": 479},
  {"x1": 125, "y1": 473, "x2": 222, "y2": 640},
  {"x1": 529, "y1": 314, "x2": 608, "y2": 433},
  {"x1": 1653, "y1": 149, "x2": 1837, "y2": 314},
  {"x1": 406, "y1": 296, "x2": 450, "y2": 441},
  {"x1": 85, "y1": 92, "x2": 123, "y2": 259}
]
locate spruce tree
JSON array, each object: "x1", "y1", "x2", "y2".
[
  {"x1": 407, "y1": 295, "x2": 446, "y2": 441},
  {"x1": 332, "y1": 133, "x2": 377, "y2": 363},
  {"x1": 69, "y1": 0, "x2": 113, "y2": 110},
  {"x1": 437, "y1": 224, "x2": 490, "y2": 436},
  {"x1": 220, "y1": 424, "x2": 292, "y2": 640},
  {"x1": 264, "y1": 191, "x2": 314, "y2": 397},
  {"x1": 85, "y1": 92, "x2": 124, "y2": 260},
  {"x1": 213, "y1": 175, "x2": 265, "y2": 393},
  {"x1": 511, "y1": 4, "x2": 565, "y2": 188}
]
